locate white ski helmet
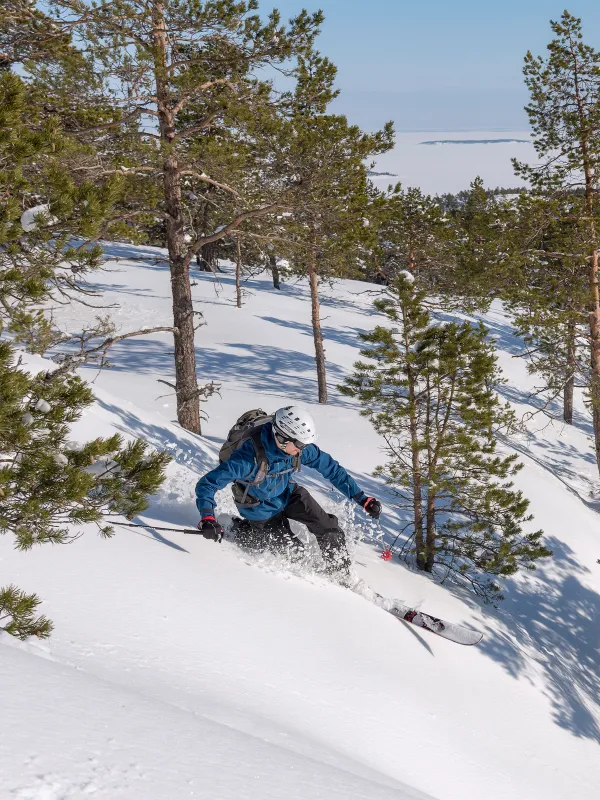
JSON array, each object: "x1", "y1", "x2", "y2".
[{"x1": 273, "y1": 405, "x2": 317, "y2": 446}]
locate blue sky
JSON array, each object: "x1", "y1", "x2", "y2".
[{"x1": 266, "y1": 0, "x2": 600, "y2": 130}]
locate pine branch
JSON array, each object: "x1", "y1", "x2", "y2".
[
  {"x1": 78, "y1": 209, "x2": 173, "y2": 247},
  {"x1": 68, "y1": 106, "x2": 150, "y2": 137}
]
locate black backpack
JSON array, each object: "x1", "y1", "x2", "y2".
[{"x1": 220, "y1": 409, "x2": 301, "y2": 508}]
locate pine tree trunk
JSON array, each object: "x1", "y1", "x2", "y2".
[
  {"x1": 403, "y1": 325, "x2": 424, "y2": 567},
  {"x1": 195, "y1": 195, "x2": 216, "y2": 272},
  {"x1": 588, "y1": 281, "x2": 600, "y2": 469},
  {"x1": 197, "y1": 241, "x2": 218, "y2": 272},
  {"x1": 235, "y1": 235, "x2": 242, "y2": 309},
  {"x1": 573, "y1": 65, "x2": 600, "y2": 473},
  {"x1": 152, "y1": 2, "x2": 201, "y2": 433},
  {"x1": 269, "y1": 254, "x2": 281, "y2": 289},
  {"x1": 583, "y1": 187, "x2": 600, "y2": 472},
  {"x1": 425, "y1": 493, "x2": 436, "y2": 572},
  {"x1": 410, "y1": 408, "x2": 425, "y2": 569},
  {"x1": 564, "y1": 320, "x2": 576, "y2": 425},
  {"x1": 308, "y1": 246, "x2": 327, "y2": 403}
]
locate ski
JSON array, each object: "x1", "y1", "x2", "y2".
[
  {"x1": 385, "y1": 600, "x2": 483, "y2": 646},
  {"x1": 346, "y1": 581, "x2": 483, "y2": 646}
]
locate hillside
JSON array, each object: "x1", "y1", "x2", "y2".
[{"x1": 2, "y1": 242, "x2": 599, "y2": 800}]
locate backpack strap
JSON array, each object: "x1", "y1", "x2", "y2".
[
  {"x1": 233, "y1": 428, "x2": 270, "y2": 508},
  {"x1": 249, "y1": 429, "x2": 269, "y2": 485}
]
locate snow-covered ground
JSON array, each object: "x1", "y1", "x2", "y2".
[
  {"x1": 2, "y1": 243, "x2": 599, "y2": 799},
  {"x1": 371, "y1": 130, "x2": 537, "y2": 194}
]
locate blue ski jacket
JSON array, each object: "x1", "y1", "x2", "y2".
[{"x1": 195, "y1": 423, "x2": 367, "y2": 521}]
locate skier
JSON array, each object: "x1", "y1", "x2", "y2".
[{"x1": 195, "y1": 405, "x2": 381, "y2": 577}]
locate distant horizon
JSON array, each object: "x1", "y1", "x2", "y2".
[
  {"x1": 387, "y1": 128, "x2": 531, "y2": 134},
  {"x1": 420, "y1": 138, "x2": 530, "y2": 143}
]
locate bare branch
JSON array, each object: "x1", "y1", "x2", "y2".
[
  {"x1": 157, "y1": 378, "x2": 221, "y2": 402},
  {"x1": 178, "y1": 169, "x2": 241, "y2": 198},
  {"x1": 46, "y1": 326, "x2": 177, "y2": 379},
  {"x1": 171, "y1": 114, "x2": 219, "y2": 142},
  {"x1": 187, "y1": 202, "x2": 287, "y2": 264}
]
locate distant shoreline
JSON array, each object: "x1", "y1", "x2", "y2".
[{"x1": 420, "y1": 138, "x2": 530, "y2": 145}]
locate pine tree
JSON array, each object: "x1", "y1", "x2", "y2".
[
  {"x1": 0, "y1": 342, "x2": 171, "y2": 638},
  {"x1": 341, "y1": 276, "x2": 550, "y2": 601},
  {"x1": 0, "y1": 69, "x2": 171, "y2": 639},
  {"x1": 375, "y1": 184, "x2": 448, "y2": 287},
  {"x1": 443, "y1": 177, "x2": 515, "y2": 308},
  {"x1": 269, "y1": 252, "x2": 285, "y2": 290},
  {"x1": 375, "y1": 178, "x2": 514, "y2": 310},
  {"x1": 515, "y1": 11, "x2": 600, "y2": 472},
  {"x1": 506, "y1": 190, "x2": 589, "y2": 424},
  {"x1": 0, "y1": 70, "x2": 132, "y2": 353},
  {"x1": 30, "y1": 0, "x2": 324, "y2": 433},
  {"x1": 280, "y1": 50, "x2": 393, "y2": 402}
]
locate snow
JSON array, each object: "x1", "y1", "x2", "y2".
[
  {"x1": 1, "y1": 632, "x2": 431, "y2": 800},
  {"x1": 371, "y1": 130, "x2": 538, "y2": 195},
  {"x1": 20, "y1": 203, "x2": 57, "y2": 232},
  {"x1": 83, "y1": 458, "x2": 119, "y2": 476},
  {"x1": 2, "y1": 242, "x2": 600, "y2": 799},
  {"x1": 34, "y1": 398, "x2": 52, "y2": 413}
]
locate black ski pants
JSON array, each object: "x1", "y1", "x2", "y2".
[{"x1": 235, "y1": 484, "x2": 350, "y2": 573}]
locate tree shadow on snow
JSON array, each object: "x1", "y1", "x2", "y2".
[
  {"x1": 195, "y1": 342, "x2": 354, "y2": 406},
  {"x1": 259, "y1": 316, "x2": 370, "y2": 350},
  {"x1": 80, "y1": 337, "x2": 353, "y2": 405},
  {"x1": 479, "y1": 317, "x2": 527, "y2": 357},
  {"x1": 478, "y1": 537, "x2": 600, "y2": 743},
  {"x1": 503, "y1": 434, "x2": 600, "y2": 514},
  {"x1": 94, "y1": 397, "x2": 219, "y2": 476},
  {"x1": 89, "y1": 280, "x2": 170, "y2": 301},
  {"x1": 363, "y1": 522, "x2": 600, "y2": 741},
  {"x1": 101, "y1": 240, "x2": 169, "y2": 268},
  {"x1": 498, "y1": 384, "x2": 594, "y2": 439}
]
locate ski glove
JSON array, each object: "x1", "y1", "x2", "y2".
[
  {"x1": 198, "y1": 516, "x2": 224, "y2": 542},
  {"x1": 360, "y1": 497, "x2": 382, "y2": 519}
]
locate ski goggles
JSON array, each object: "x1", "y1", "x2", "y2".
[{"x1": 273, "y1": 429, "x2": 308, "y2": 450}]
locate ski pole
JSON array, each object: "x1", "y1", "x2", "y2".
[
  {"x1": 380, "y1": 522, "x2": 407, "y2": 561},
  {"x1": 375, "y1": 518, "x2": 393, "y2": 561},
  {"x1": 107, "y1": 521, "x2": 203, "y2": 535}
]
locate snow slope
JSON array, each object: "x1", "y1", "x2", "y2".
[{"x1": 2, "y1": 243, "x2": 599, "y2": 800}]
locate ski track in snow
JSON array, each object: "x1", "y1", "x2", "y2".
[{"x1": 2, "y1": 241, "x2": 600, "y2": 799}]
